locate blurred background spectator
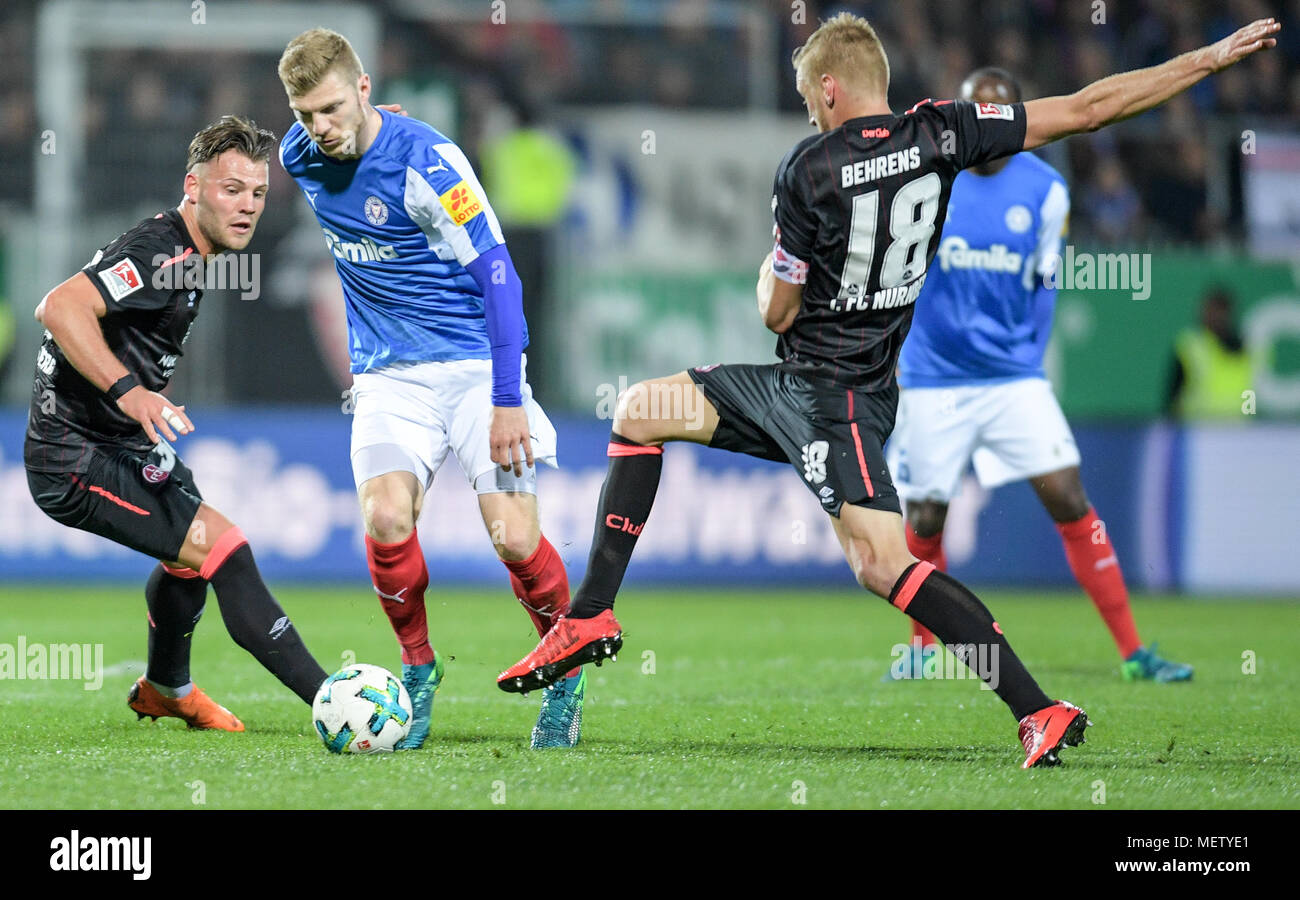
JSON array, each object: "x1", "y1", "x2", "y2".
[
  {"x1": 0, "y1": 0, "x2": 1294, "y2": 414},
  {"x1": 1166, "y1": 286, "x2": 1258, "y2": 420},
  {"x1": 0, "y1": 0, "x2": 1294, "y2": 592}
]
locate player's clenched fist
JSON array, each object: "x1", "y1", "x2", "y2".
[
  {"x1": 116, "y1": 385, "x2": 193, "y2": 444},
  {"x1": 490, "y1": 404, "x2": 534, "y2": 476}
]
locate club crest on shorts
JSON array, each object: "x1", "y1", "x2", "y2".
[
  {"x1": 141, "y1": 464, "x2": 170, "y2": 484},
  {"x1": 142, "y1": 440, "x2": 176, "y2": 486},
  {"x1": 364, "y1": 195, "x2": 389, "y2": 226}
]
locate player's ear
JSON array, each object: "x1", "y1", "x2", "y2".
[
  {"x1": 356, "y1": 72, "x2": 371, "y2": 103},
  {"x1": 182, "y1": 170, "x2": 200, "y2": 206}
]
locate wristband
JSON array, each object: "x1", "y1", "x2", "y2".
[{"x1": 106, "y1": 374, "x2": 139, "y2": 402}]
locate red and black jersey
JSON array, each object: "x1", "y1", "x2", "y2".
[
  {"x1": 26, "y1": 208, "x2": 202, "y2": 473},
  {"x1": 770, "y1": 99, "x2": 1027, "y2": 392}
]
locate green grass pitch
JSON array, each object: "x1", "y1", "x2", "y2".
[{"x1": 0, "y1": 584, "x2": 1295, "y2": 810}]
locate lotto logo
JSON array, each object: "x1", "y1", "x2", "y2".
[
  {"x1": 801, "y1": 441, "x2": 829, "y2": 484},
  {"x1": 439, "y1": 181, "x2": 484, "y2": 226}
]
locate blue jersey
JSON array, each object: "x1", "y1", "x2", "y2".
[
  {"x1": 898, "y1": 152, "x2": 1069, "y2": 387},
  {"x1": 280, "y1": 109, "x2": 525, "y2": 373}
]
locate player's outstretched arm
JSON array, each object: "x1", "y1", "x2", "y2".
[
  {"x1": 36, "y1": 272, "x2": 192, "y2": 442},
  {"x1": 1023, "y1": 17, "x2": 1280, "y2": 150}
]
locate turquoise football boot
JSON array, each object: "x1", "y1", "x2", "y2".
[
  {"x1": 881, "y1": 642, "x2": 937, "y2": 682},
  {"x1": 1122, "y1": 643, "x2": 1193, "y2": 683},
  {"x1": 396, "y1": 652, "x2": 445, "y2": 750},
  {"x1": 530, "y1": 667, "x2": 586, "y2": 749}
]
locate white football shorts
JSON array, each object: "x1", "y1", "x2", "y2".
[
  {"x1": 349, "y1": 355, "x2": 558, "y2": 495},
  {"x1": 886, "y1": 377, "x2": 1081, "y2": 503}
]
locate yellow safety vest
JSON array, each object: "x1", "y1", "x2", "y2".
[
  {"x1": 1175, "y1": 328, "x2": 1253, "y2": 420},
  {"x1": 0, "y1": 299, "x2": 14, "y2": 362},
  {"x1": 482, "y1": 129, "x2": 575, "y2": 227}
]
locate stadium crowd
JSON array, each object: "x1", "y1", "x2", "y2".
[{"x1": 1, "y1": 0, "x2": 1294, "y2": 248}]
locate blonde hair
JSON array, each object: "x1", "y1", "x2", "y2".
[
  {"x1": 792, "y1": 12, "x2": 890, "y2": 99},
  {"x1": 278, "y1": 28, "x2": 364, "y2": 97}
]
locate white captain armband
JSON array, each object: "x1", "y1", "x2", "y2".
[{"x1": 771, "y1": 240, "x2": 808, "y2": 285}]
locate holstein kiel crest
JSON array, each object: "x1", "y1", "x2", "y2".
[{"x1": 364, "y1": 195, "x2": 389, "y2": 226}]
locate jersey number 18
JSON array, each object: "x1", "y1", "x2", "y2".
[{"x1": 839, "y1": 172, "x2": 941, "y2": 301}]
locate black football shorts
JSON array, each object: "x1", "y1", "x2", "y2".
[
  {"x1": 27, "y1": 440, "x2": 205, "y2": 564},
  {"x1": 688, "y1": 363, "x2": 900, "y2": 516}
]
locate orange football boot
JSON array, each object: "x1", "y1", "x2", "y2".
[{"x1": 128, "y1": 676, "x2": 245, "y2": 732}]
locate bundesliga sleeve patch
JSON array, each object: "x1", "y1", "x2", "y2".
[
  {"x1": 975, "y1": 102, "x2": 1015, "y2": 121},
  {"x1": 438, "y1": 180, "x2": 485, "y2": 227},
  {"x1": 96, "y1": 258, "x2": 144, "y2": 301},
  {"x1": 771, "y1": 240, "x2": 808, "y2": 285}
]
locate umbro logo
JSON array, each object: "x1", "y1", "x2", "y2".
[
  {"x1": 801, "y1": 441, "x2": 829, "y2": 484},
  {"x1": 268, "y1": 616, "x2": 291, "y2": 640}
]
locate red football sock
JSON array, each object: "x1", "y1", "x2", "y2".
[
  {"x1": 504, "y1": 535, "x2": 571, "y2": 636},
  {"x1": 504, "y1": 535, "x2": 577, "y2": 677},
  {"x1": 904, "y1": 522, "x2": 946, "y2": 647},
  {"x1": 1056, "y1": 507, "x2": 1141, "y2": 659},
  {"x1": 365, "y1": 528, "x2": 434, "y2": 666}
]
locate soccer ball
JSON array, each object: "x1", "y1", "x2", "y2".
[{"x1": 311, "y1": 664, "x2": 412, "y2": 754}]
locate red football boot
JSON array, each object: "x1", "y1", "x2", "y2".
[
  {"x1": 498, "y1": 610, "x2": 623, "y2": 693},
  {"x1": 1019, "y1": 700, "x2": 1090, "y2": 769}
]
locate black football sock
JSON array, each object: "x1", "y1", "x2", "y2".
[
  {"x1": 144, "y1": 563, "x2": 208, "y2": 689},
  {"x1": 569, "y1": 432, "x2": 663, "y2": 619},
  {"x1": 206, "y1": 543, "x2": 328, "y2": 704},
  {"x1": 889, "y1": 563, "x2": 1053, "y2": 721}
]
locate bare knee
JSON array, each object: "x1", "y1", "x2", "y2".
[
  {"x1": 851, "y1": 557, "x2": 914, "y2": 598},
  {"x1": 843, "y1": 534, "x2": 915, "y2": 597},
  {"x1": 363, "y1": 494, "x2": 415, "y2": 543},
  {"x1": 1047, "y1": 494, "x2": 1091, "y2": 524},
  {"x1": 907, "y1": 501, "x2": 948, "y2": 538},
  {"x1": 176, "y1": 504, "x2": 238, "y2": 571},
  {"x1": 480, "y1": 494, "x2": 542, "y2": 562},
  {"x1": 1033, "y1": 469, "x2": 1091, "y2": 523},
  {"x1": 613, "y1": 381, "x2": 662, "y2": 445},
  {"x1": 491, "y1": 516, "x2": 540, "y2": 561}
]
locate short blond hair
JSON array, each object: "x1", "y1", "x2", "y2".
[
  {"x1": 792, "y1": 12, "x2": 890, "y2": 100},
  {"x1": 278, "y1": 28, "x2": 363, "y2": 97}
]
